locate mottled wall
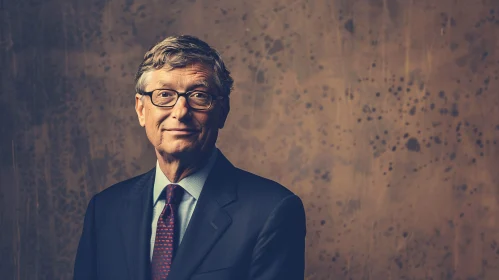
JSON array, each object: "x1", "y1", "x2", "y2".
[{"x1": 1, "y1": 0, "x2": 499, "y2": 279}]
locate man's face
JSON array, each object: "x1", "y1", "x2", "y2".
[{"x1": 135, "y1": 63, "x2": 229, "y2": 159}]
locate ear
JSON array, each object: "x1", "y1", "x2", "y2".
[
  {"x1": 218, "y1": 98, "x2": 230, "y2": 129},
  {"x1": 135, "y1": 93, "x2": 146, "y2": 127}
]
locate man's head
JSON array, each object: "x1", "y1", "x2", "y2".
[{"x1": 134, "y1": 35, "x2": 233, "y2": 160}]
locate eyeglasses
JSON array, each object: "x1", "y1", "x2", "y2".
[{"x1": 139, "y1": 89, "x2": 225, "y2": 110}]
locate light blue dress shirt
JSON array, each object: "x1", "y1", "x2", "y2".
[{"x1": 150, "y1": 148, "x2": 218, "y2": 260}]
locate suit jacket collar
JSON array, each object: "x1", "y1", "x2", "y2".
[
  {"x1": 120, "y1": 151, "x2": 238, "y2": 280},
  {"x1": 168, "y1": 152, "x2": 237, "y2": 280},
  {"x1": 120, "y1": 167, "x2": 155, "y2": 280}
]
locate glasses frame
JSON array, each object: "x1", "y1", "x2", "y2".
[{"x1": 139, "y1": 88, "x2": 225, "y2": 111}]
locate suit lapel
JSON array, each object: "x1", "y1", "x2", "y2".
[
  {"x1": 120, "y1": 168, "x2": 155, "y2": 280},
  {"x1": 167, "y1": 153, "x2": 238, "y2": 280}
]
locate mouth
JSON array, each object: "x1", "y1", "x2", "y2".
[{"x1": 164, "y1": 128, "x2": 200, "y2": 136}]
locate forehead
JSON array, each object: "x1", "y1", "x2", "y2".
[{"x1": 144, "y1": 63, "x2": 215, "y2": 90}]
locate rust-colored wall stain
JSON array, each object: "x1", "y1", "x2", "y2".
[{"x1": 1, "y1": 0, "x2": 499, "y2": 279}]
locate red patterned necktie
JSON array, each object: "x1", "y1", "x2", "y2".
[{"x1": 151, "y1": 184, "x2": 184, "y2": 280}]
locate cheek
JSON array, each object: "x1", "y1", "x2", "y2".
[
  {"x1": 197, "y1": 114, "x2": 219, "y2": 135},
  {"x1": 145, "y1": 109, "x2": 167, "y2": 134}
]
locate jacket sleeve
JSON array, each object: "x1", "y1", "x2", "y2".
[
  {"x1": 249, "y1": 194, "x2": 307, "y2": 280},
  {"x1": 73, "y1": 196, "x2": 97, "y2": 280}
]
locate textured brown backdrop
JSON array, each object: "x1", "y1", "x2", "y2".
[{"x1": 2, "y1": 0, "x2": 499, "y2": 279}]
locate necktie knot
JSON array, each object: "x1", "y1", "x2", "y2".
[{"x1": 165, "y1": 184, "x2": 184, "y2": 205}]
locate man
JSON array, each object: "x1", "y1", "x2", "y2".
[{"x1": 74, "y1": 35, "x2": 306, "y2": 280}]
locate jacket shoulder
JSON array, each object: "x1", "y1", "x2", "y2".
[{"x1": 233, "y1": 167, "x2": 298, "y2": 203}]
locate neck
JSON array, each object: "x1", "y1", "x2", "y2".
[{"x1": 156, "y1": 148, "x2": 213, "y2": 183}]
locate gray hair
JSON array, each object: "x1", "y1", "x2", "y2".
[{"x1": 134, "y1": 35, "x2": 234, "y2": 97}]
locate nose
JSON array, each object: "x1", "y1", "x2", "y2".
[{"x1": 170, "y1": 96, "x2": 190, "y2": 120}]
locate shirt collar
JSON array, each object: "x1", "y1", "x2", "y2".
[{"x1": 153, "y1": 147, "x2": 219, "y2": 205}]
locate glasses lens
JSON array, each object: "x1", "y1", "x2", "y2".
[
  {"x1": 152, "y1": 89, "x2": 177, "y2": 106},
  {"x1": 188, "y1": 91, "x2": 212, "y2": 109}
]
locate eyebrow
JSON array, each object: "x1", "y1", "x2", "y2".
[{"x1": 158, "y1": 80, "x2": 210, "y2": 90}]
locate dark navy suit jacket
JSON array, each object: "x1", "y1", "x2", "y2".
[{"x1": 73, "y1": 152, "x2": 306, "y2": 280}]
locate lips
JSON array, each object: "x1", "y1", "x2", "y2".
[
  {"x1": 164, "y1": 128, "x2": 200, "y2": 136},
  {"x1": 166, "y1": 128, "x2": 199, "y2": 132}
]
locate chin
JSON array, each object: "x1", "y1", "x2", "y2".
[
  {"x1": 159, "y1": 141, "x2": 199, "y2": 157},
  {"x1": 155, "y1": 135, "x2": 217, "y2": 159}
]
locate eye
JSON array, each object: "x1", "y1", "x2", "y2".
[
  {"x1": 157, "y1": 90, "x2": 176, "y2": 98},
  {"x1": 190, "y1": 91, "x2": 210, "y2": 100},
  {"x1": 151, "y1": 89, "x2": 177, "y2": 106}
]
